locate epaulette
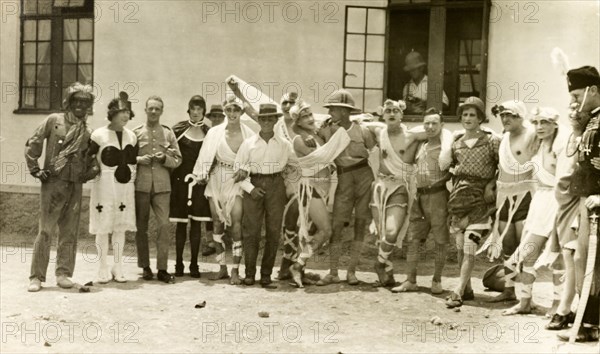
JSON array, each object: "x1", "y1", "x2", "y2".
[
  {"x1": 132, "y1": 124, "x2": 144, "y2": 131},
  {"x1": 161, "y1": 124, "x2": 172, "y2": 131}
]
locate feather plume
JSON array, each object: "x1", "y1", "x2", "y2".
[{"x1": 551, "y1": 47, "x2": 570, "y2": 76}]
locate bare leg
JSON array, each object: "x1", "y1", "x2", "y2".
[
  {"x1": 555, "y1": 249, "x2": 576, "y2": 316},
  {"x1": 292, "y1": 197, "x2": 331, "y2": 288},
  {"x1": 208, "y1": 198, "x2": 228, "y2": 280},
  {"x1": 503, "y1": 234, "x2": 546, "y2": 315},
  {"x1": 229, "y1": 196, "x2": 243, "y2": 285},
  {"x1": 490, "y1": 221, "x2": 518, "y2": 302},
  {"x1": 373, "y1": 205, "x2": 406, "y2": 286}
]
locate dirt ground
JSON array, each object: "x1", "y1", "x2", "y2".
[{"x1": 1, "y1": 193, "x2": 599, "y2": 353}]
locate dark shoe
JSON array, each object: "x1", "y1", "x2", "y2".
[
  {"x1": 189, "y1": 266, "x2": 201, "y2": 279},
  {"x1": 157, "y1": 270, "x2": 175, "y2": 284},
  {"x1": 463, "y1": 290, "x2": 475, "y2": 301},
  {"x1": 260, "y1": 276, "x2": 277, "y2": 289},
  {"x1": 243, "y1": 277, "x2": 255, "y2": 286},
  {"x1": 546, "y1": 312, "x2": 575, "y2": 330},
  {"x1": 175, "y1": 264, "x2": 184, "y2": 277},
  {"x1": 201, "y1": 243, "x2": 217, "y2": 257},
  {"x1": 277, "y1": 258, "x2": 293, "y2": 280},
  {"x1": 142, "y1": 267, "x2": 154, "y2": 281},
  {"x1": 557, "y1": 326, "x2": 599, "y2": 342}
]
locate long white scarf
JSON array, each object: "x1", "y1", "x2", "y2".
[
  {"x1": 373, "y1": 127, "x2": 417, "y2": 248},
  {"x1": 296, "y1": 128, "x2": 351, "y2": 247}
]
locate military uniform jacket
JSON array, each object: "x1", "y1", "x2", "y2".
[
  {"x1": 133, "y1": 123, "x2": 182, "y2": 193},
  {"x1": 570, "y1": 107, "x2": 600, "y2": 197}
]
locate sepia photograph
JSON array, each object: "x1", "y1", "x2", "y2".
[{"x1": 0, "y1": 0, "x2": 599, "y2": 352}]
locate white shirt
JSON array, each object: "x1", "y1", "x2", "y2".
[
  {"x1": 235, "y1": 133, "x2": 298, "y2": 191},
  {"x1": 402, "y1": 75, "x2": 449, "y2": 106}
]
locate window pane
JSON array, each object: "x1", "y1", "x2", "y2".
[
  {"x1": 37, "y1": 64, "x2": 50, "y2": 85},
  {"x1": 347, "y1": 8, "x2": 366, "y2": 33},
  {"x1": 38, "y1": 0, "x2": 52, "y2": 14},
  {"x1": 366, "y1": 35, "x2": 385, "y2": 62},
  {"x1": 78, "y1": 41, "x2": 92, "y2": 63},
  {"x1": 78, "y1": 64, "x2": 93, "y2": 84},
  {"x1": 63, "y1": 19, "x2": 78, "y2": 40},
  {"x1": 367, "y1": 9, "x2": 386, "y2": 34},
  {"x1": 36, "y1": 87, "x2": 50, "y2": 109},
  {"x1": 23, "y1": 43, "x2": 36, "y2": 64},
  {"x1": 37, "y1": 20, "x2": 51, "y2": 41},
  {"x1": 23, "y1": 65, "x2": 36, "y2": 86},
  {"x1": 23, "y1": 0, "x2": 37, "y2": 15},
  {"x1": 23, "y1": 20, "x2": 36, "y2": 41},
  {"x1": 37, "y1": 42, "x2": 50, "y2": 63},
  {"x1": 63, "y1": 42, "x2": 77, "y2": 63},
  {"x1": 346, "y1": 34, "x2": 365, "y2": 61},
  {"x1": 347, "y1": 89, "x2": 364, "y2": 110},
  {"x1": 63, "y1": 64, "x2": 77, "y2": 86},
  {"x1": 364, "y1": 90, "x2": 383, "y2": 113},
  {"x1": 344, "y1": 61, "x2": 364, "y2": 88},
  {"x1": 22, "y1": 88, "x2": 36, "y2": 107},
  {"x1": 79, "y1": 19, "x2": 93, "y2": 40},
  {"x1": 365, "y1": 62, "x2": 384, "y2": 89}
]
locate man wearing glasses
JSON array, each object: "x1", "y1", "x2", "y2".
[{"x1": 26, "y1": 82, "x2": 99, "y2": 292}]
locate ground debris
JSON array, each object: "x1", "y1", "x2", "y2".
[
  {"x1": 194, "y1": 301, "x2": 207, "y2": 309},
  {"x1": 258, "y1": 311, "x2": 270, "y2": 318}
]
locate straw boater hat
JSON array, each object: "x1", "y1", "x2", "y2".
[
  {"x1": 257, "y1": 103, "x2": 283, "y2": 118},
  {"x1": 403, "y1": 51, "x2": 427, "y2": 72},
  {"x1": 205, "y1": 104, "x2": 225, "y2": 118},
  {"x1": 323, "y1": 89, "x2": 362, "y2": 114}
]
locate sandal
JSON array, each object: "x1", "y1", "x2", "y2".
[{"x1": 445, "y1": 292, "x2": 463, "y2": 308}]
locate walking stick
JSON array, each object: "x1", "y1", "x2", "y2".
[
  {"x1": 185, "y1": 174, "x2": 198, "y2": 207},
  {"x1": 570, "y1": 209, "x2": 599, "y2": 343}
]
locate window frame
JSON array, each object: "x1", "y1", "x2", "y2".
[
  {"x1": 14, "y1": 0, "x2": 94, "y2": 115},
  {"x1": 387, "y1": 0, "x2": 490, "y2": 122}
]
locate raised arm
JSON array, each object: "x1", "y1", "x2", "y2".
[{"x1": 227, "y1": 78, "x2": 259, "y2": 121}]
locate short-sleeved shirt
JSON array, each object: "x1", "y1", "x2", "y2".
[
  {"x1": 334, "y1": 123, "x2": 376, "y2": 167},
  {"x1": 451, "y1": 132, "x2": 500, "y2": 180}
]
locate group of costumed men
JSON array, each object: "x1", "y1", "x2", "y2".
[{"x1": 24, "y1": 65, "x2": 599, "y2": 343}]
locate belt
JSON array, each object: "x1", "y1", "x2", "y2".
[
  {"x1": 336, "y1": 159, "x2": 370, "y2": 175},
  {"x1": 216, "y1": 160, "x2": 234, "y2": 168},
  {"x1": 417, "y1": 184, "x2": 447, "y2": 195},
  {"x1": 250, "y1": 172, "x2": 283, "y2": 178}
]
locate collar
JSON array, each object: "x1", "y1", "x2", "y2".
[{"x1": 188, "y1": 119, "x2": 204, "y2": 127}]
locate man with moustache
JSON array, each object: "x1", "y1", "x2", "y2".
[
  {"x1": 555, "y1": 66, "x2": 600, "y2": 342},
  {"x1": 134, "y1": 96, "x2": 182, "y2": 284}
]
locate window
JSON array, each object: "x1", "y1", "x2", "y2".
[
  {"x1": 17, "y1": 0, "x2": 94, "y2": 113},
  {"x1": 386, "y1": 0, "x2": 489, "y2": 121},
  {"x1": 342, "y1": 6, "x2": 387, "y2": 114}
]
